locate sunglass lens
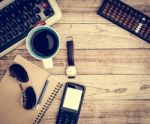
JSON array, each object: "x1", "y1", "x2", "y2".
[
  {"x1": 9, "y1": 64, "x2": 29, "y2": 82},
  {"x1": 22, "y1": 87, "x2": 36, "y2": 110}
]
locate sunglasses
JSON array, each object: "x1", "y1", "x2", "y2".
[{"x1": 9, "y1": 63, "x2": 36, "y2": 110}]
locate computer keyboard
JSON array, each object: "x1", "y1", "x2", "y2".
[{"x1": 0, "y1": 0, "x2": 62, "y2": 57}]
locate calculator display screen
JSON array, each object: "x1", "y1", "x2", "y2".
[{"x1": 63, "y1": 87, "x2": 82, "y2": 111}]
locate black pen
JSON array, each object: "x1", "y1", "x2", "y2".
[{"x1": 36, "y1": 80, "x2": 49, "y2": 109}]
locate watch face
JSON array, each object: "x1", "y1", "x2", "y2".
[{"x1": 66, "y1": 66, "x2": 77, "y2": 77}]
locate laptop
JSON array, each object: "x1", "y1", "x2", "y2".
[{"x1": 0, "y1": 0, "x2": 62, "y2": 57}]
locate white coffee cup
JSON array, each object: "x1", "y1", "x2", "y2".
[{"x1": 26, "y1": 26, "x2": 60, "y2": 69}]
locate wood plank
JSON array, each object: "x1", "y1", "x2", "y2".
[
  {"x1": 1, "y1": 74, "x2": 150, "y2": 99},
  {"x1": 12, "y1": 24, "x2": 150, "y2": 50},
  {"x1": 57, "y1": 0, "x2": 150, "y2": 24},
  {"x1": 42, "y1": 100, "x2": 150, "y2": 124},
  {"x1": 41, "y1": 75, "x2": 150, "y2": 99},
  {"x1": 47, "y1": 75, "x2": 150, "y2": 100},
  {"x1": 1, "y1": 49, "x2": 150, "y2": 75}
]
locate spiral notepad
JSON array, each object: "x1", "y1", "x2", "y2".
[
  {"x1": 33, "y1": 82, "x2": 63, "y2": 124},
  {"x1": 0, "y1": 55, "x2": 63, "y2": 124}
]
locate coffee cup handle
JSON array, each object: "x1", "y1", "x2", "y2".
[{"x1": 42, "y1": 58, "x2": 53, "y2": 69}]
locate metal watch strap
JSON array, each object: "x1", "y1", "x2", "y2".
[{"x1": 67, "y1": 40, "x2": 74, "y2": 66}]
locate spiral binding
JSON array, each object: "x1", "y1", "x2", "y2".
[{"x1": 33, "y1": 82, "x2": 63, "y2": 124}]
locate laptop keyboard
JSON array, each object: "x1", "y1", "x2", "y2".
[{"x1": 0, "y1": 0, "x2": 54, "y2": 52}]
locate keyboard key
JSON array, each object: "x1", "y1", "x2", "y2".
[
  {"x1": 28, "y1": 11, "x2": 35, "y2": 16},
  {"x1": 23, "y1": 5, "x2": 28, "y2": 11},
  {"x1": 16, "y1": 18, "x2": 22, "y2": 24},
  {"x1": 5, "y1": 17, "x2": 11, "y2": 22},
  {"x1": 11, "y1": 21, "x2": 17, "y2": 28},
  {"x1": 3, "y1": 8, "x2": 9, "y2": 15},
  {"x1": 22, "y1": 14, "x2": 29, "y2": 21},
  {"x1": 12, "y1": 29, "x2": 18, "y2": 36},
  {"x1": 17, "y1": 9, "x2": 23, "y2": 15},
  {"x1": 5, "y1": 25, "x2": 11, "y2": 32},
  {"x1": 24, "y1": 22, "x2": 30, "y2": 29},
  {"x1": 18, "y1": 26, "x2": 24, "y2": 32},
  {"x1": 41, "y1": 1, "x2": 49, "y2": 9},
  {"x1": 0, "y1": 21, "x2": 5, "y2": 27},
  {"x1": 9, "y1": 3, "x2": 17, "y2": 10},
  {"x1": 28, "y1": 2, "x2": 34, "y2": 8},
  {"x1": 30, "y1": 19, "x2": 36, "y2": 25},
  {"x1": 0, "y1": 37, "x2": 7, "y2": 43},
  {"x1": 6, "y1": 33, "x2": 13, "y2": 39},
  {"x1": 35, "y1": 0, "x2": 41, "y2": 4},
  {"x1": 11, "y1": 13, "x2": 16, "y2": 19},
  {"x1": 34, "y1": 15, "x2": 41, "y2": 21},
  {"x1": 43, "y1": 8, "x2": 51, "y2": 16},
  {"x1": 34, "y1": 7, "x2": 41, "y2": 13},
  {"x1": 0, "y1": 12, "x2": 3, "y2": 19},
  {"x1": 0, "y1": 29, "x2": 5, "y2": 35}
]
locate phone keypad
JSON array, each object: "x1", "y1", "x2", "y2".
[{"x1": 57, "y1": 110, "x2": 78, "y2": 124}]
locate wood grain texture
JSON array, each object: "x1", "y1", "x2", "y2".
[
  {"x1": 14, "y1": 24, "x2": 150, "y2": 49},
  {"x1": 41, "y1": 75, "x2": 150, "y2": 124},
  {"x1": 1, "y1": 49, "x2": 150, "y2": 75},
  {"x1": 0, "y1": 0, "x2": 150, "y2": 124}
]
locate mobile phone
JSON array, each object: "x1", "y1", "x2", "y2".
[{"x1": 56, "y1": 82, "x2": 86, "y2": 124}]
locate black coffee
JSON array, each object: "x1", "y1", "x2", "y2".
[{"x1": 31, "y1": 29, "x2": 59, "y2": 57}]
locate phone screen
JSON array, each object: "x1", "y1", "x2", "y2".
[{"x1": 63, "y1": 87, "x2": 83, "y2": 111}]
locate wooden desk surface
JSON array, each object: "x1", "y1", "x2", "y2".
[{"x1": 1, "y1": 0, "x2": 150, "y2": 123}]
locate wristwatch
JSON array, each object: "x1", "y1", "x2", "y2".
[{"x1": 66, "y1": 37, "x2": 77, "y2": 78}]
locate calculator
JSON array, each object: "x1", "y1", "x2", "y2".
[
  {"x1": 98, "y1": 0, "x2": 150, "y2": 43},
  {"x1": 56, "y1": 82, "x2": 86, "y2": 124}
]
